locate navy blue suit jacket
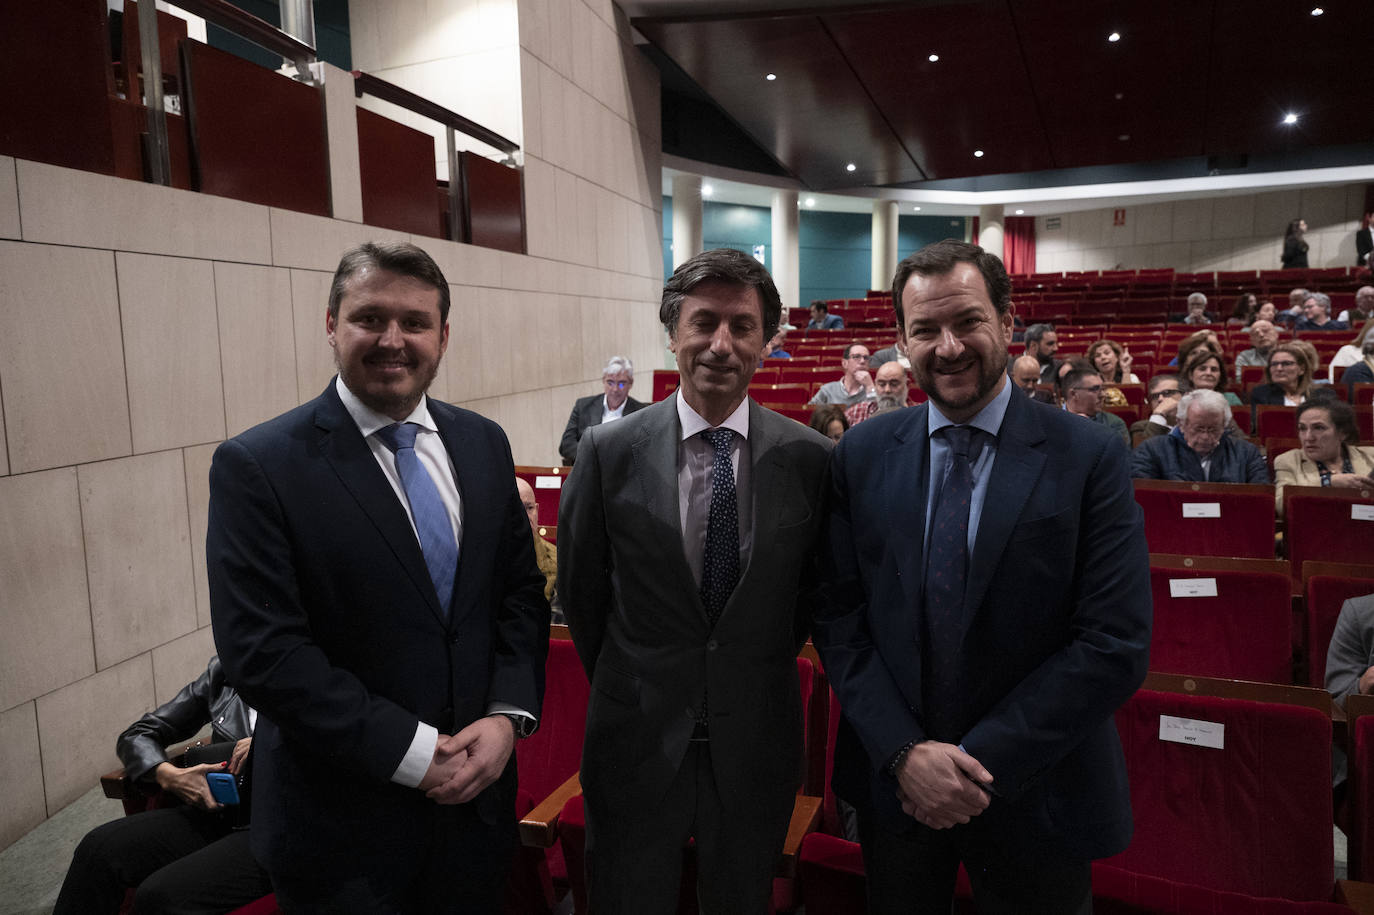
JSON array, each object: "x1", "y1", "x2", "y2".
[
  {"x1": 812, "y1": 388, "x2": 1150, "y2": 859},
  {"x1": 208, "y1": 380, "x2": 549, "y2": 885}
]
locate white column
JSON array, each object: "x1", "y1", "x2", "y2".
[
  {"x1": 871, "y1": 200, "x2": 899, "y2": 293},
  {"x1": 671, "y1": 174, "x2": 703, "y2": 270},
  {"x1": 979, "y1": 204, "x2": 1005, "y2": 260},
  {"x1": 771, "y1": 189, "x2": 799, "y2": 313}
]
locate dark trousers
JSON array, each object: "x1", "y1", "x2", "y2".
[
  {"x1": 54, "y1": 806, "x2": 270, "y2": 915},
  {"x1": 856, "y1": 805, "x2": 1092, "y2": 915},
  {"x1": 584, "y1": 741, "x2": 787, "y2": 915},
  {"x1": 270, "y1": 802, "x2": 517, "y2": 915}
]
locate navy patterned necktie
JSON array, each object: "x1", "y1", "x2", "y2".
[
  {"x1": 699, "y1": 428, "x2": 739, "y2": 627},
  {"x1": 374, "y1": 422, "x2": 458, "y2": 618},
  {"x1": 922, "y1": 425, "x2": 986, "y2": 739}
]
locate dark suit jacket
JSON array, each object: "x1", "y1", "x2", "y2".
[
  {"x1": 1357, "y1": 226, "x2": 1373, "y2": 267},
  {"x1": 208, "y1": 380, "x2": 549, "y2": 886},
  {"x1": 812, "y1": 390, "x2": 1150, "y2": 860},
  {"x1": 558, "y1": 394, "x2": 831, "y2": 830},
  {"x1": 1129, "y1": 426, "x2": 1269, "y2": 483},
  {"x1": 559, "y1": 393, "x2": 646, "y2": 465}
]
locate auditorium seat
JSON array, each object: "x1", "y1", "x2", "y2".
[
  {"x1": 1133, "y1": 480, "x2": 1276, "y2": 559},
  {"x1": 1284, "y1": 485, "x2": 1374, "y2": 570},
  {"x1": 1304, "y1": 562, "x2": 1374, "y2": 689},
  {"x1": 514, "y1": 466, "x2": 567, "y2": 542},
  {"x1": 1348, "y1": 695, "x2": 1374, "y2": 883}
]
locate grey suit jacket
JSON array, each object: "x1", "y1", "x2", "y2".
[{"x1": 557, "y1": 394, "x2": 831, "y2": 823}]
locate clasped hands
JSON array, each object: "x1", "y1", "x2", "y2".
[
  {"x1": 419, "y1": 715, "x2": 516, "y2": 805},
  {"x1": 154, "y1": 736, "x2": 252, "y2": 811},
  {"x1": 895, "y1": 740, "x2": 994, "y2": 830}
]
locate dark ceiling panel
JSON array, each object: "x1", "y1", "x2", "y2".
[{"x1": 824, "y1": 2, "x2": 1055, "y2": 179}]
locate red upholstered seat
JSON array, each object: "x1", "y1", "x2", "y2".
[
  {"x1": 1305, "y1": 569, "x2": 1374, "y2": 688},
  {"x1": 1148, "y1": 563, "x2": 1291, "y2": 682},
  {"x1": 1133, "y1": 480, "x2": 1276, "y2": 559},
  {"x1": 1107, "y1": 689, "x2": 1333, "y2": 900},
  {"x1": 1090, "y1": 865, "x2": 1356, "y2": 914},
  {"x1": 1284, "y1": 486, "x2": 1374, "y2": 570},
  {"x1": 1353, "y1": 713, "x2": 1374, "y2": 882}
]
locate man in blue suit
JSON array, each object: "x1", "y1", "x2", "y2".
[
  {"x1": 812, "y1": 240, "x2": 1150, "y2": 913},
  {"x1": 209, "y1": 242, "x2": 549, "y2": 912}
]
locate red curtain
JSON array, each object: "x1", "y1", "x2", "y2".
[{"x1": 1003, "y1": 216, "x2": 1036, "y2": 275}]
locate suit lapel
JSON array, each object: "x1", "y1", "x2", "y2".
[
  {"x1": 963, "y1": 392, "x2": 1046, "y2": 622},
  {"x1": 887, "y1": 406, "x2": 929, "y2": 617},
  {"x1": 314, "y1": 384, "x2": 445, "y2": 625},
  {"x1": 631, "y1": 395, "x2": 698, "y2": 609},
  {"x1": 433, "y1": 403, "x2": 485, "y2": 630}
]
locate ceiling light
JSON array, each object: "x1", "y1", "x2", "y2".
[
  {"x1": 846, "y1": 163, "x2": 857, "y2": 172},
  {"x1": 766, "y1": 73, "x2": 777, "y2": 81},
  {"x1": 1310, "y1": 7, "x2": 1323, "y2": 15},
  {"x1": 702, "y1": 184, "x2": 713, "y2": 196},
  {"x1": 913, "y1": 206, "x2": 921, "y2": 211},
  {"x1": 1015, "y1": 209, "x2": 1024, "y2": 215},
  {"x1": 1118, "y1": 134, "x2": 1130, "y2": 141},
  {"x1": 928, "y1": 54, "x2": 939, "y2": 62},
  {"x1": 1115, "y1": 92, "x2": 1124, "y2": 100},
  {"x1": 1108, "y1": 31, "x2": 1121, "y2": 42},
  {"x1": 1283, "y1": 113, "x2": 1299, "y2": 125},
  {"x1": 805, "y1": 197, "x2": 815, "y2": 207},
  {"x1": 973, "y1": 150, "x2": 984, "y2": 158}
]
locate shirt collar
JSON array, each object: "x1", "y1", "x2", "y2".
[
  {"x1": 335, "y1": 375, "x2": 437, "y2": 438},
  {"x1": 926, "y1": 377, "x2": 1012, "y2": 440},
  {"x1": 677, "y1": 392, "x2": 750, "y2": 441}
]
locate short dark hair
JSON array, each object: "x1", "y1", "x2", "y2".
[
  {"x1": 1024, "y1": 323, "x2": 1056, "y2": 346},
  {"x1": 328, "y1": 242, "x2": 451, "y2": 323},
  {"x1": 891, "y1": 239, "x2": 1012, "y2": 327},
  {"x1": 810, "y1": 300, "x2": 829, "y2": 313},
  {"x1": 808, "y1": 403, "x2": 848, "y2": 435},
  {"x1": 1147, "y1": 372, "x2": 1180, "y2": 393},
  {"x1": 1296, "y1": 398, "x2": 1359, "y2": 445},
  {"x1": 1057, "y1": 360, "x2": 1097, "y2": 397},
  {"x1": 661, "y1": 248, "x2": 783, "y2": 341},
  {"x1": 843, "y1": 342, "x2": 869, "y2": 359}
]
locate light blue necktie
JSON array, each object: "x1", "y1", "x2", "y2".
[{"x1": 375, "y1": 422, "x2": 458, "y2": 617}]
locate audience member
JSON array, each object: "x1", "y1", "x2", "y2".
[
  {"x1": 1129, "y1": 374, "x2": 1182, "y2": 447},
  {"x1": 1326, "y1": 590, "x2": 1374, "y2": 792},
  {"x1": 846, "y1": 361, "x2": 910, "y2": 426},
  {"x1": 1277, "y1": 288, "x2": 1309, "y2": 326},
  {"x1": 1169, "y1": 328, "x2": 1221, "y2": 367},
  {"x1": 1357, "y1": 215, "x2": 1373, "y2": 269},
  {"x1": 1274, "y1": 400, "x2": 1374, "y2": 513},
  {"x1": 1235, "y1": 319, "x2": 1279, "y2": 380},
  {"x1": 1282, "y1": 218, "x2": 1309, "y2": 269},
  {"x1": 1250, "y1": 342, "x2": 1316, "y2": 408},
  {"x1": 809, "y1": 404, "x2": 849, "y2": 443},
  {"x1": 763, "y1": 323, "x2": 793, "y2": 359},
  {"x1": 867, "y1": 338, "x2": 910, "y2": 371},
  {"x1": 807, "y1": 300, "x2": 844, "y2": 329},
  {"x1": 1181, "y1": 347, "x2": 1242, "y2": 406},
  {"x1": 1175, "y1": 291, "x2": 1215, "y2": 325},
  {"x1": 1329, "y1": 314, "x2": 1374, "y2": 383},
  {"x1": 559, "y1": 355, "x2": 646, "y2": 465},
  {"x1": 1022, "y1": 322, "x2": 1059, "y2": 384},
  {"x1": 1335, "y1": 285, "x2": 1372, "y2": 326},
  {"x1": 809, "y1": 342, "x2": 876, "y2": 406},
  {"x1": 1227, "y1": 292, "x2": 1258, "y2": 326},
  {"x1": 1295, "y1": 292, "x2": 1349, "y2": 332},
  {"x1": 1010, "y1": 354, "x2": 1055, "y2": 403},
  {"x1": 1087, "y1": 339, "x2": 1139, "y2": 384},
  {"x1": 1254, "y1": 300, "x2": 1279, "y2": 324},
  {"x1": 1337, "y1": 325, "x2": 1374, "y2": 397},
  {"x1": 1130, "y1": 389, "x2": 1267, "y2": 483},
  {"x1": 54, "y1": 657, "x2": 270, "y2": 914},
  {"x1": 1062, "y1": 366, "x2": 1129, "y2": 445},
  {"x1": 517, "y1": 477, "x2": 558, "y2": 610}
]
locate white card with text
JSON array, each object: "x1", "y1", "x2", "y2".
[
  {"x1": 1159, "y1": 715, "x2": 1225, "y2": 749},
  {"x1": 1169, "y1": 577, "x2": 1218, "y2": 598},
  {"x1": 535, "y1": 476, "x2": 563, "y2": 489},
  {"x1": 1181, "y1": 502, "x2": 1221, "y2": 518},
  {"x1": 1352, "y1": 504, "x2": 1374, "y2": 522}
]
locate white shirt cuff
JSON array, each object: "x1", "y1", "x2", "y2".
[{"x1": 391, "y1": 722, "x2": 438, "y2": 788}]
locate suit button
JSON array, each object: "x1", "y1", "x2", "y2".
[{"x1": 706, "y1": 639, "x2": 718, "y2": 651}]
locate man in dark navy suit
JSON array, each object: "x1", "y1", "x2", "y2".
[
  {"x1": 813, "y1": 240, "x2": 1151, "y2": 913},
  {"x1": 209, "y1": 241, "x2": 549, "y2": 913}
]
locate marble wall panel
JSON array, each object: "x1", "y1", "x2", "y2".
[
  {"x1": 0, "y1": 157, "x2": 18, "y2": 240},
  {"x1": 1253, "y1": 189, "x2": 1303, "y2": 241},
  {"x1": 289, "y1": 269, "x2": 336, "y2": 403},
  {"x1": 1131, "y1": 203, "x2": 1174, "y2": 246},
  {"x1": 1300, "y1": 185, "x2": 1351, "y2": 229},
  {"x1": 269, "y1": 208, "x2": 410, "y2": 273},
  {"x1": 151, "y1": 627, "x2": 217, "y2": 705},
  {"x1": 183, "y1": 442, "x2": 218, "y2": 630},
  {"x1": 1210, "y1": 194, "x2": 1255, "y2": 240},
  {"x1": 214, "y1": 263, "x2": 299, "y2": 437},
  {"x1": 1171, "y1": 198, "x2": 1214, "y2": 244},
  {"x1": 0, "y1": 703, "x2": 45, "y2": 851}
]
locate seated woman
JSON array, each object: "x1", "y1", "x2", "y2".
[
  {"x1": 1274, "y1": 399, "x2": 1374, "y2": 514},
  {"x1": 1181, "y1": 348, "x2": 1242, "y2": 407},
  {"x1": 1169, "y1": 328, "x2": 1222, "y2": 367},
  {"x1": 1086, "y1": 340, "x2": 1139, "y2": 407},
  {"x1": 1328, "y1": 316, "x2": 1374, "y2": 385},
  {"x1": 54, "y1": 657, "x2": 270, "y2": 915},
  {"x1": 1227, "y1": 292, "x2": 1258, "y2": 326},
  {"x1": 1250, "y1": 342, "x2": 1316, "y2": 409},
  {"x1": 808, "y1": 403, "x2": 848, "y2": 443}
]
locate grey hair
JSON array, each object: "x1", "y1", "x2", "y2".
[
  {"x1": 1178, "y1": 389, "x2": 1229, "y2": 423},
  {"x1": 601, "y1": 355, "x2": 634, "y2": 380},
  {"x1": 1187, "y1": 292, "x2": 1208, "y2": 308},
  {"x1": 1306, "y1": 292, "x2": 1331, "y2": 315},
  {"x1": 1024, "y1": 323, "x2": 1055, "y2": 345}
]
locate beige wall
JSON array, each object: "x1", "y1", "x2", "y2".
[
  {"x1": 1034, "y1": 182, "x2": 1369, "y2": 275},
  {"x1": 0, "y1": 0, "x2": 661, "y2": 850}
]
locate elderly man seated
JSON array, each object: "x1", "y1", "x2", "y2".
[
  {"x1": 845, "y1": 361, "x2": 909, "y2": 426},
  {"x1": 1235, "y1": 319, "x2": 1279, "y2": 380},
  {"x1": 1130, "y1": 389, "x2": 1268, "y2": 483},
  {"x1": 559, "y1": 355, "x2": 646, "y2": 465}
]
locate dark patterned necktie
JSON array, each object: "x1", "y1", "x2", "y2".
[
  {"x1": 922, "y1": 425, "x2": 985, "y2": 739},
  {"x1": 699, "y1": 428, "x2": 739, "y2": 627},
  {"x1": 375, "y1": 422, "x2": 458, "y2": 618}
]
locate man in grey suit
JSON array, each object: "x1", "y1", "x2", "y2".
[{"x1": 558, "y1": 248, "x2": 832, "y2": 914}]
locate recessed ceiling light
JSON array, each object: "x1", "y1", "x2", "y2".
[
  {"x1": 846, "y1": 163, "x2": 857, "y2": 172},
  {"x1": 928, "y1": 54, "x2": 939, "y2": 62},
  {"x1": 1108, "y1": 31, "x2": 1121, "y2": 42},
  {"x1": 913, "y1": 206, "x2": 921, "y2": 211},
  {"x1": 766, "y1": 73, "x2": 777, "y2": 81},
  {"x1": 973, "y1": 150, "x2": 984, "y2": 158},
  {"x1": 1114, "y1": 92, "x2": 1124, "y2": 100},
  {"x1": 1118, "y1": 134, "x2": 1130, "y2": 141},
  {"x1": 805, "y1": 197, "x2": 816, "y2": 207},
  {"x1": 1015, "y1": 209, "x2": 1025, "y2": 215},
  {"x1": 1283, "y1": 113, "x2": 1299, "y2": 125},
  {"x1": 1310, "y1": 7, "x2": 1323, "y2": 15},
  {"x1": 702, "y1": 184, "x2": 713, "y2": 196}
]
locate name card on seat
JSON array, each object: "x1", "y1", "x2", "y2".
[
  {"x1": 1169, "y1": 578, "x2": 1218, "y2": 598},
  {"x1": 1159, "y1": 715, "x2": 1225, "y2": 749},
  {"x1": 1353, "y1": 504, "x2": 1374, "y2": 522},
  {"x1": 1181, "y1": 502, "x2": 1221, "y2": 518},
  {"x1": 535, "y1": 476, "x2": 563, "y2": 489}
]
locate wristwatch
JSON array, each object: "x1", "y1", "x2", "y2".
[{"x1": 494, "y1": 712, "x2": 535, "y2": 739}]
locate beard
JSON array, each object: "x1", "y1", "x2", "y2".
[
  {"x1": 875, "y1": 394, "x2": 904, "y2": 412},
  {"x1": 920, "y1": 350, "x2": 1007, "y2": 416}
]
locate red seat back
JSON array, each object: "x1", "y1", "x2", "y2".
[
  {"x1": 1307, "y1": 573, "x2": 1374, "y2": 688},
  {"x1": 1149, "y1": 565, "x2": 1291, "y2": 682},
  {"x1": 1285, "y1": 486, "x2": 1374, "y2": 570},
  {"x1": 516, "y1": 637, "x2": 589, "y2": 803},
  {"x1": 1133, "y1": 480, "x2": 1276, "y2": 559},
  {"x1": 1354, "y1": 714, "x2": 1374, "y2": 882}
]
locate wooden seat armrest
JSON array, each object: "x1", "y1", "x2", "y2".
[
  {"x1": 776, "y1": 795, "x2": 823, "y2": 878},
  {"x1": 1336, "y1": 880, "x2": 1374, "y2": 913},
  {"x1": 100, "y1": 769, "x2": 134, "y2": 800},
  {"x1": 518, "y1": 771, "x2": 582, "y2": 848}
]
